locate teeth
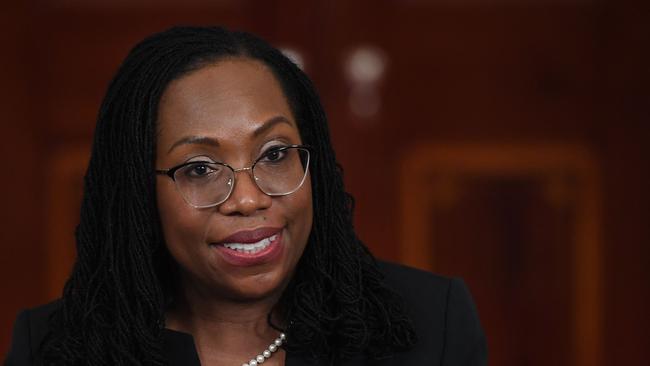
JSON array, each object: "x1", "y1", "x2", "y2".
[{"x1": 223, "y1": 234, "x2": 278, "y2": 254}]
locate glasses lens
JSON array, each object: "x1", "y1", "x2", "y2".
[
  {"x1": 174, "y1": 162, "x2": 233, "y2": 208},
  {"x1": 254, "y1": 147, "x2": 309, "y2": 195}
]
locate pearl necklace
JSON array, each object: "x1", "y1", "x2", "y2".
[{"x1": 241, "y1": 332, "x2": 286, "y2": 366}]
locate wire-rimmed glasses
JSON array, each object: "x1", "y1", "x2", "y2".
[{"x1": 156, "y1": 145, "x2": 311, "y2": 208}]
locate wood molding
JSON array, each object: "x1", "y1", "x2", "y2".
[
  {"x1": 399, "y1": 143, "x2": 602, "y2": 366},
  {"x1": 45, "y1": 145, "x2": 90, "y2": 301}
]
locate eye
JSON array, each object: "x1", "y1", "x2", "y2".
[
  {"x1": 182, "y1": 162, "x2": 218, "y2": 178},
  {"x1": 260, "y1": 146, "x2": 288, "y2": 163}
]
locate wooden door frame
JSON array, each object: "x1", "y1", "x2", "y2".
[{"x1": 399, "y1": 143, "x2": 602, "y2": 366}]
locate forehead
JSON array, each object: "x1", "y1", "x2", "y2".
[{"x1": 157, "y1": 58, "x2": 296, "y2": 146}]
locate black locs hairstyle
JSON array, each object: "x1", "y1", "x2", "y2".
[{"x1": 42, "y1": 26, "x2": 416, "y2": 365}]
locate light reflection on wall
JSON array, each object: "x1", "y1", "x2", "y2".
[{"x1": 344, "y1": 46, "x2": 388, "y2": 122}]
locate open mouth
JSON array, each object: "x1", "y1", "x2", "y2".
[
  {"x1": 222, "y1": 234, "x2": 279, "y2": 254},
  {"x1": 213, "y1": 230, "x2": 284, "y2": 266}
]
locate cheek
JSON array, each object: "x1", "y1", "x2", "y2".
[{"x1": 156, "y1": 182, "x2": 207, "y2": 256}]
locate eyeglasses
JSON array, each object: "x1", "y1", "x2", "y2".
[{"x1": 156, "y1": 145, "x2": 311, "y2": 208}]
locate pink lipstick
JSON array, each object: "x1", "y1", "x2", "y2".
[{"x1": 213, "y1": 227, "x2": 283, "y2": 266}]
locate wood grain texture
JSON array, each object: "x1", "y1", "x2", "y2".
[{"x1": 1, "y1": 0, "x2": 647, "y2": 363}]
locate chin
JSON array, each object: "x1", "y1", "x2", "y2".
[{"x1": 218, "y1": 270, "x2": 290, "y2": 302}]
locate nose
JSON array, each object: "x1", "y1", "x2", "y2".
[{"x1": 218, "y1": 169, "x2": 272, "y2": 216}]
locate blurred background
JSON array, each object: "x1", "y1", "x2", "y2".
[{"x1": 1, "y1": 0, "x2": 648, "y2": 364}]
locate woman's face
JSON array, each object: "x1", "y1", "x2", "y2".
[{"x1": 156, "y1": 58, "x2": 313, "y2": 302}]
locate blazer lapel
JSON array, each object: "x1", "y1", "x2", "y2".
[{"x1": 162, "y1": 329, "x2": 202, "y2": 366}]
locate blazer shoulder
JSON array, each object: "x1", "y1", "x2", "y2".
[
  {"x1": 378, "y1": 260, "x2": 450, "y2": 283},
  {"x1": 5, "y1": 300, "x2": 61, "y2": 366},
  {"x1": 377, "y1": 261, "x2": 487, "y2": 365},
  {"x1": 378, "y1": 260, "x2": 452, "y2": 304}
]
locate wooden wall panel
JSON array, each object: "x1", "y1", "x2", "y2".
[
  {"x1": 596, "y1": 1, "x2": 650, "y2": 364},
  {"x1": 0, "y1": 3, "x2": 46, "y2": 355},
  {"x1": 399, "y1": 144, "x2": 601, "y2": 366},
  {"x1": 45, "y1": 146, "x2": 89, "y2": 300},
  {"x1": 1, "y1": 0, "x2": 648, "y2": 364}
]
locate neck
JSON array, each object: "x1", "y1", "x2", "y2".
[{"x1": 165, "y1": 279, "x2": 286, "y2": 365}]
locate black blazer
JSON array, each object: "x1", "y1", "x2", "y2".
[{"x1": 5, "y1": 262, "x2": 487, "y2": 365}]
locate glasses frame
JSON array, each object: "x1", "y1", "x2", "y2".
[{"x1": 156, "y1": 144, "x2": 311, "y2": 208}]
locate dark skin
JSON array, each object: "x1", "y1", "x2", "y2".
[{"x1": 155, "y1": 58, "x2": 313, "y2": 366}]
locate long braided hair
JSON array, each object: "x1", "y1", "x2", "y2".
[{"x1": 42, "y1": 26, "x2": 416, "y2": 365}]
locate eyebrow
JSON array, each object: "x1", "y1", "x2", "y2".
[
  {"x1": 167, "y1": 135, "x2": 219, "y2": 154},
  {"x1": 167, "y1": 115, "x2": 294, "y2": 154},
  {"x1": 252, "y1": 115, "x2": 294, "y2": 138}
]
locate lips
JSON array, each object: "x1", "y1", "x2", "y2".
[
  {"x1": 213, "y1": 227, "x2": 284, "y2": 266},
  {"x1": 218, "y1": 227, "x2": 282, "y2": 244},
  {"x1": 222, "y1": 234, "x2": 278, "y2": 254}
]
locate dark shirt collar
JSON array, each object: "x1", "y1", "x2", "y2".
[
  {"x1": 162, "y1": 328, "x2": 202, "y2": 366},
  {"x1": 161, "y1": 328, "x2": 335, "y2": 366}
]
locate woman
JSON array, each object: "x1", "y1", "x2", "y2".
[{"x1": 5, "y1": 27, "x2": 487, "y2": 366}]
